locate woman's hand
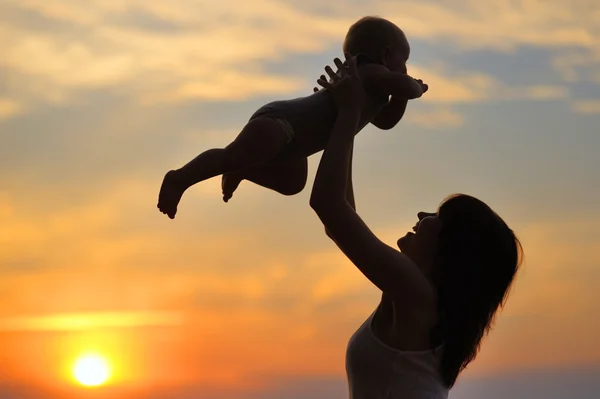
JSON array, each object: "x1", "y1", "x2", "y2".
[
  {"x1": 313, "y1": 60, "x2": 344, "y2": 93},
  {"x1": 316, "y1": 53, "x2": 367, "y2": 112}
]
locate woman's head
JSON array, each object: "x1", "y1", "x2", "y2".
[
  {"x1": 400, "y1": 194, "x2": 523, "y2": 388},
  {"x1": 397, "y1": 211, "x2": 442, "y2": 276}
]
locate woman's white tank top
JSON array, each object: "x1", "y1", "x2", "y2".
[{"x1": 345, "y1": 307, "x2": 449, "y2": 399}]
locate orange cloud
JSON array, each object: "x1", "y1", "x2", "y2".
[
  {"x1": 2, "y1": 169, "x2": 600, "y2": 389},
  {"x1": 464, "y1": 218, "x2": 600, "y2": 375},
  {"x1": 0, "y1": 311, "x2": 183, "y2": 332}
]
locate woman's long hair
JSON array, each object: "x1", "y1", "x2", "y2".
[{"x1": 433, "y1": 194, "x2": 523, "y2": 388}]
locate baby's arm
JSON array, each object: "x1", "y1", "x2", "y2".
[
  {"x1": 362, "y1": 64, "x2": 427, "y2": 130},
  {"x1": 362, "y1": 64, "x2": 427, "y2": 101},
  {"x1": 370, "y1": 97, "x2": 408, "y2": 130}
]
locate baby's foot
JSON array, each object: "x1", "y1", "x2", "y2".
[
  {"x1": 221, "y1": 172, "x2": 243, "y2": 203},
  {"x1": 158, "y1": 170, "x2": 187, "y2": 219}
]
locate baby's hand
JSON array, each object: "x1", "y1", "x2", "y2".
[{"x1": 415, "y1": 78, "x2": 429, "y2": 96}]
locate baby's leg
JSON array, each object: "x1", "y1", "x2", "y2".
[
  {"x1": 158, "y1": 117, "x2": 289, "y2": 219},
  {"x1": 221, "y1": 157, "x2": 308, "y2": 202}
]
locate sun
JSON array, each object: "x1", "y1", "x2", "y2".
[{"x1": 72, "y1": 353, "x2": 111, "y2": 387}]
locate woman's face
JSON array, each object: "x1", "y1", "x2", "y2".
[{"x1": 397, "y1": 212, "x2": 442, "y2": 268}]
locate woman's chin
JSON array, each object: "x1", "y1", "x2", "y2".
[{"x1": 397, "y1": 232, "x2": 414, "y2": 252}]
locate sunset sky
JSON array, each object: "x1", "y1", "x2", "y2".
[{"x1": 1, "y1": 0, "x2": 599, "y2": 398}]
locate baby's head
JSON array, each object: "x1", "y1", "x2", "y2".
[{"x1": 343, "y1": 16, "x2": 410, "y2": 73}]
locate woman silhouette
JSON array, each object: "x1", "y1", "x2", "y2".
[{"x1": 309, "y1": 54, "x2": 523, "y2": 398}]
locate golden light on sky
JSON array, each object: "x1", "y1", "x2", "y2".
[{"x1": 72, "y1": 353, "x2": 111, "y2": 387}]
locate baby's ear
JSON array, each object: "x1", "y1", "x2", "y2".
[{"x1": 380, "y1": 46, "x2": 391, "y2": 66}]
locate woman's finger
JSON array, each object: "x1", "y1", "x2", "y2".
[
  {"x1": 333, "y1": 57, "x2": 346, "y2": 73},
  {"x1": 325, "y1": 65, "x2": 337, "y2": 81},
  {"x1": 314, "y1": 87, "x2": 319, "y2": 92},
  {"x1": 317, "y1": 78, "x2": 333, "y2": 89}
]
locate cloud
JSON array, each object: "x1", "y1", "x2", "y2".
[
  {"x1": 0, "y1": 179, "x2": 362, "y2": 322},
  {"x1": 412, "y1": 65, "x2": 569, "y2": 104},
  {"x1": 399, "y1": 82, "x2": 564, "y2": 129},
  {"x1": 0, "y1": 98, "x2": 23, "y2": 120},
  {"x1": 1, "y1": 0, "x2": 593, "y2": 116},
  {"x1": 465, "y1": 217, "x2": 600, "y2": 374},
  {"x1": 1, "y1": 0, "x2": 342, "y2": 109},
  {"x1": 12, "y1": 0, "x2": 599, "y2": 53},
  {"x1": 410, "y1": 66, "x2": 496, "y2": 103},
  {"x1": 0, "y1": 311, "x2": 183, "y2": 332},
  {"x1": 2, "y1": 172, "x2": 600, "y2": 391},
  {"x1": 571, "y1": 99, "x2": 600, "y2": 114},
  {"x1": 305, "y1": 250, "x2": 370, "y2": 302},
  {"x1": 377, "y1": 0, "x2": 600, "y2": 55},
  {"x1": 502, "y1": 85, "x2": 570, "y2": 101},
  {"x1": 405, "y1": 107, "x2": 465, "y2": 128},
  {"x1": 143, "y1": 71, "x2": 304, "y2": 104},
  {"x1": 552, "y1": 50, "x2": 600, "y2": 83}
]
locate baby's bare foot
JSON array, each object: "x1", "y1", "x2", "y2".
[
  {"x1": 221, "y1": 172, "x2": 243, "y2": 203},
  {"x1": 158, "y1": 170, "x2": 186, "y2": 219}
]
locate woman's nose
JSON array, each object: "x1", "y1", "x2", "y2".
[{"x1": 417, "y1": 212, "x2": 434, "y2": 220}]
